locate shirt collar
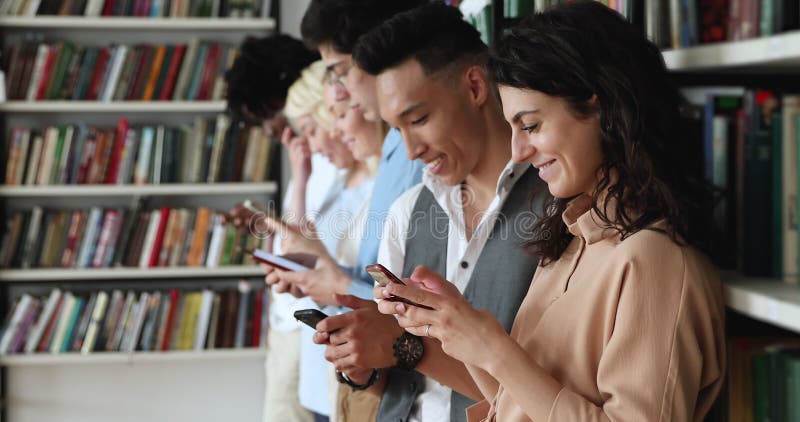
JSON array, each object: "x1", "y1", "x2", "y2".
[
  {"x1": 381, "y1": 128, "x2": 402, "y2": 161},
  {"x1": 562, "y1": 194, "x2": 619, "y2": 245},
  {"x1": 422, "y1": 160, "x2": 531, "y2": 200}
]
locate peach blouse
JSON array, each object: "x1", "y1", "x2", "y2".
[{"x1": 466, "y1": 195, "x2": 726, "y2": 421}]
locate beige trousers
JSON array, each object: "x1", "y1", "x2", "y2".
[{"x1": 263, "y1": 329, "x2": 313, "y2": 422}]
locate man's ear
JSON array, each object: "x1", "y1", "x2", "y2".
[{"x1": 464, "y1": 65, "x2": 489, "y2": 107}]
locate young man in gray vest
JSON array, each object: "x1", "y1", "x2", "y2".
[{"x1": 312, "y1": 4, "x2": 545, "y2": 421}]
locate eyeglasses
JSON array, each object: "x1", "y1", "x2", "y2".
[{"x1": 325, "y1": 59, "x2": 353, "y2": 86}]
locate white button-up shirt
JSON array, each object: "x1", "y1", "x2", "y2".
[{"x1": 377, "y1": 160, "x2": 532, "y2": 422}]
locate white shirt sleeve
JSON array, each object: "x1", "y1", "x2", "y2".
[{"x1": 376, "y1": 184, "x2": 424, "y2": 282}]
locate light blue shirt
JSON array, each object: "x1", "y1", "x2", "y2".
[
  {"x1": 346, "y1": 128, "x2": 425, "y2": 299},
  {"x1": 298, "y1": 178, "x2": 375, "y2": 416}
]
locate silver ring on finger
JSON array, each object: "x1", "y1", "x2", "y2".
[{"x1": 425, "y1": 324, "x2": 431, "y2": 337}]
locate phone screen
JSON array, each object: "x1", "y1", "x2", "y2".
[{"x1": 249, "y1": 249, "x2": 310, "y2": 272}]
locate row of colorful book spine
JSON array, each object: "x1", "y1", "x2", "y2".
[
  {"x1": 0, "y1": 205, "x2": 269, "y2": 269},
  {"x1": 696, "y1": 88, "x2": 800, "y2": 282},
  {"x1": 0, "y1": 282, "x2": 268, "y2": 355},
  {"x1": 727, "y1": 338, "x2": 800, "y2": 421},
  {"x1": 3, "y1": 116, "x2": 275, "y2": 186},
  {"x1": 0, "y1": 0, "x2": 271, "y2": 18},
  {"x1": 4, "y1": 39, "x2": 235, "y2": 102},
  {"x1": 646, "y1": 0, "x2": 798, "y2": 49}
]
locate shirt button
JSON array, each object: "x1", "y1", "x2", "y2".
[
  {"x1": 509, "y1": 172, "x2": 515, "y2": 179},
  {"x1": 460, "y1": 261, "x2": 469, "y2": 269}
]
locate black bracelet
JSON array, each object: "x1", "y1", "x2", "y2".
[{"x1": 336, "y1": 369, "x2": 379, "y2": 391}]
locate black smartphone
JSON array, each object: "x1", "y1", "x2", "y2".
[
  {"x1": 365, "y1": 264, "x2": 433, "y2": 310},
  {"x1": 293, "y1": 309, "x2": 329, "y2": 330}
]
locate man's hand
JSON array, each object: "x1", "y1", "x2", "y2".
[{"x1": 312, "y1": 294, "x2": 404, "y2": 370}]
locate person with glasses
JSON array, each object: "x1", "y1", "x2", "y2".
[{"x1": 256, "y1": 1, "x2": 426, "y2": 420}]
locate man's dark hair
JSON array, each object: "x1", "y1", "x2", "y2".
[
  {"x1": 353, "y1": 2, "x2": 487, "y2": 77},
  {"x1": 300, "y1": 0, "x2": 427, "y2": 54},
  {"x1": 225, "y1": 35, "x2": 319, "y2": 122}
]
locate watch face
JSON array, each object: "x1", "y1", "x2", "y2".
[{"x1": 397, "y1": 333, "x2": 424, "y2": 367}]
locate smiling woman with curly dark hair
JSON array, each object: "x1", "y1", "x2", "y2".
[{"x1": 375, "y1": 2, "x2": 726, "y2": 421}]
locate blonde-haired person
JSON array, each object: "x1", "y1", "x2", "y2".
[
  {"x1": 266, "y1": 60, "x2": 379, "y2": 422},
  {"x1": 261, "y1": 60, "x2": 343, "y2": 422},
  {"x1": 323, "y1": 82, "x2": 388, "y2": 422}
]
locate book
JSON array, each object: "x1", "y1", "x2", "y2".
[
  {"x1": 58, "y1": 296, "x2": 85, "y2": 352},
  {"x1": 8, "y1": 300, "x2": 41, "y2": 354},
  {"x1": 48, "y1": 292, "x2": 76, "y2": 353},
  {"x1": 122, "y1": 292, "x2": 149, "y2": 352},
  {"x1": 108, "y1": 290, "x2": 135, "y2": 351},
  {"x1": 61, "y1": 210, "x2": 87, "y2": 268},
  {"x1": 193, "y1": 289, "x2": 214, "y2": 350},
  {"x1": 75, "y1": 207, "x2": 103, "y2": 268},
  {"x1": 98, "y1": 289, "x2": 124, "y2": 350},
  {"x1": 205, "y1": 292, "x2": 221, "y2": 349},
  {"x1": 80, "y1": 291, "x2": 109, "y2": 353},
  {"x1": 71, "y1": 292, "x2": 98, "y2": 351},
  {"x1": 159, "y1": 289, "x2": 179, "y2": 351},
  {"x1": 0, "y1": 294, "x2": 34, "y2": 354},
  {"x1": 105, "y1": 118, "x2": 129, "y2": 184},
  {"x1": 134, "y1": 126, "x2": 154, "y2": 184},
  {"x1": 233, "y1": 281, "x2": 250, "y2": 348},
  {"x1": 139, "y1": 292, "x2": 162, "y2": 351},
  {"x1": 147, "y1": 207, "x2": 170, "y2": 267},
  {"x1": 781, "y1": 96, "x2": 800, "y2": 283}
]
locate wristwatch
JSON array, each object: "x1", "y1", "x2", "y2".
[{"x1": 392, "y1": 332, "x2": 424, "y2": 371}]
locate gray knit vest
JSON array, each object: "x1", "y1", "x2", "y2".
[{"x1": 377, "y1": 167, "x2": 543, "y2": 422}]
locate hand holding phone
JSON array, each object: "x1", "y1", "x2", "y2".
[
  {"x1": 294, "y1": 309, "x2": 329, "y2": 330},
  {"x1": 365, "y1": 264, "x2": 433, "y2": 310},
  {"x1": 246, "y1": 248, "x2": 310, "y2": 272}
]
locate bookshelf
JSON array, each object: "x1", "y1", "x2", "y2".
[
  {"x1": 0, "y1": 6, "x2": 278, "y2": 421},
  {"x1": 0, "y1": 348, "x2": 266, "y2": 366},
  {"x1": 0, "y1": 181, "x2": 277, "y2": 197},
  {"x1": 662, "y1": 29, "x2": 800, "y2": 71},
  {"x1": 0, "y1": 266, "x2": 265, "y2": 281},
  {"x1": 0, "y1": 16, "x2": 276, "y2": 30},
  {"x1": 724, "y1": 275, "x2": 800, "y2": 334},
  {"x1": 0, "y1": 101, "x2": 226, "y2": 113}
]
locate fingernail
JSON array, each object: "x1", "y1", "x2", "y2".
[
  {"x1": 395, "y1": 303, "x2": 405, "y2": 313},
  {"x1": 382, "y1": 289, "x2": 390, "y2": 297}
]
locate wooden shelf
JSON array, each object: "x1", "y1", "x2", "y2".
[
  {"x1": 0, "y1": 101, "x2": 225, "y2": 113},
  {"x1": 0, "y1": 182, "x2": 277, "y2": 197},
  {"x1": 723, "y1": 274, "x2": 800, "y2": 334},
  {"x1": 663, "y1": 30, "x2": 800, "y2": 71},
  {"x1": 0, "y1": 266, "x2": 264, "y2": 282},
  {"x1": 0, "y1": 16, "x2": 275, "y2": 30},
  {"x1": 0, "y1": 348, "x2": 266, "y2": 366}
]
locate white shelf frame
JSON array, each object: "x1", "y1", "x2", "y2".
[
  {"x1": 0, "y1": 266, "x2": 264, "y2": 282},
  {"x1": 0, "y1": 182, "x2": 277, "y2": 197},
  {"x1": 723, "y1": 275, "x2": 800, "y2": 334},
  {"x1": 0, "y1": 101, "x2": 226, "y2": 113},
  {"x1": 663, "y1": 29, "x2": 800, "y2": 71},
  {"x1": 0, "y1": 16, "x2": 275, "y2": 30},
  {"x1": 0, "y1": 348, "x2": 266, "y2": 366}
]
